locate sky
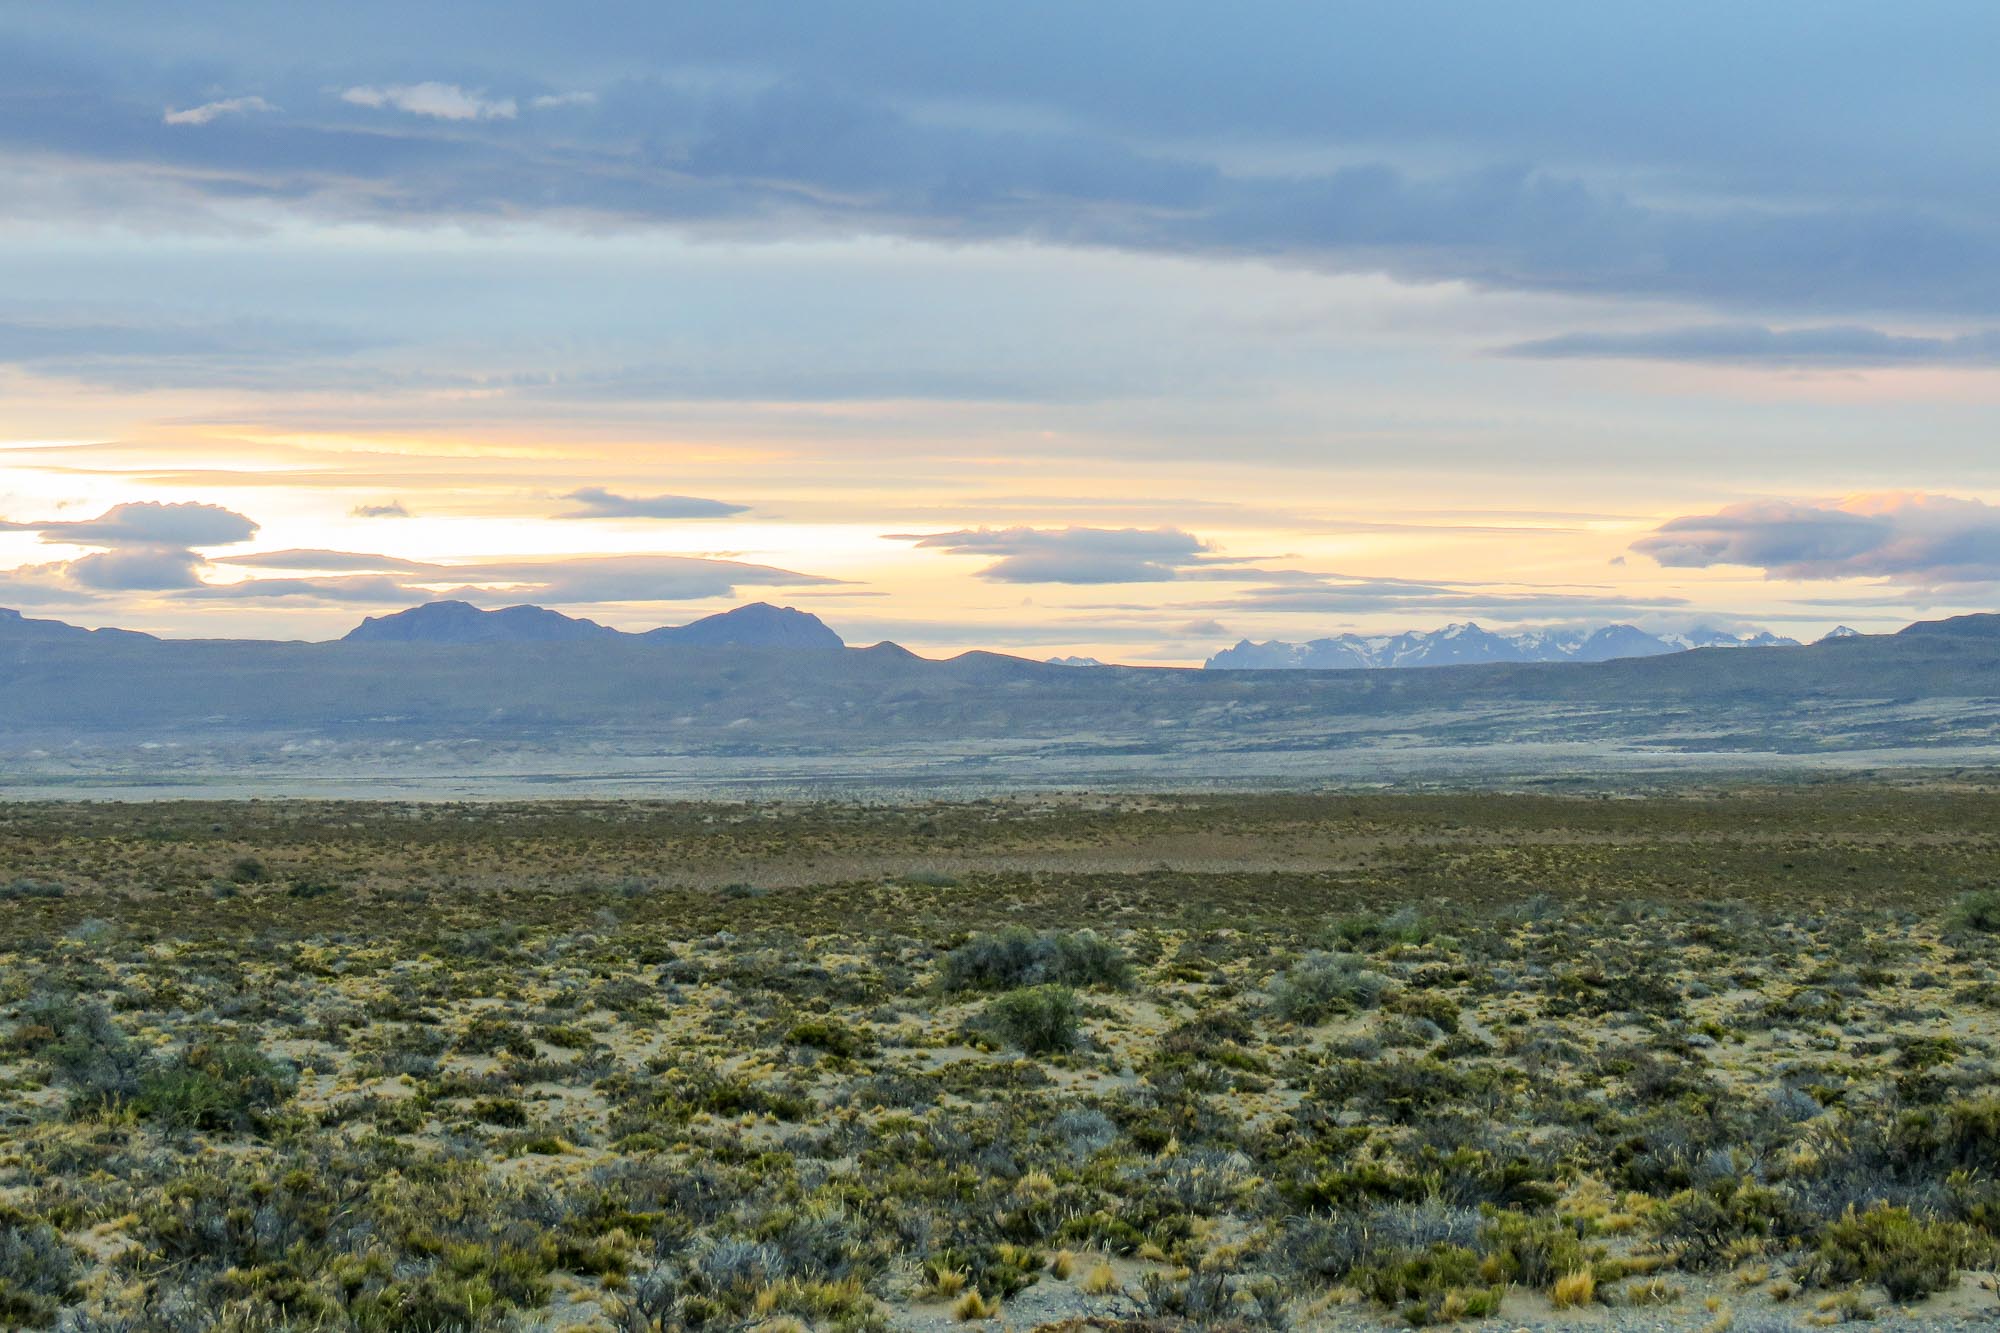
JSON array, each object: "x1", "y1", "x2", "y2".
[{"x1": 5, "y1": 2, "x2": 2000, "y2": 662}]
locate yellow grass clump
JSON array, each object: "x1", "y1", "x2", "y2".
[
  {"x1": 1551, "y1": 1268, "x2": 1596, "y2": 1309},
  {"x1": 952, "y1": 1289, "x2": 997, "y2": 1321}
]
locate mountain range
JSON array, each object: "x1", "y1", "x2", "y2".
[
  {"x1": 342, "y1": 600, "x2": 844, "y2": 650},
  {"x1": 1205, "y1": 621, "x2": 1812, "y2": 670},
  {"x1": 4, "y1": 602, "x2": 2000, "y2": 794}
]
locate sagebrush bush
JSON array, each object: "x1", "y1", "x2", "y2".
[
  {"x1": 1805, "y1": 1204, "x2": 1979, "y2": 1301},
  {"x1": 133, "y1": 1041, "x2": 298, "y2": 1132},
  {"x1": 1649, "y1": 1181, "x2": 1797, "y2": 1269},
  {"x1": 979, "y1": 985, "x2": 1080, "y2": 1053},
  {"x1": 1947, "y1": 888, "x2": 2000, "y2": 933},
  {"x1": 941, "y1": 928, "x2": 1131, "y2": 992},
  {"x1": 1268, "y1": 951, "x2": 1386, "y2": 1024},
  {"x1": 1481, "y1": 1212, "x2": 1594, "y2": 1290},
  {"x1": 22, "y1": 992, "x2": 144, "y2": 1111},
  {"x1": 0, "y1": 1208, "x2": 80, "y2": 1328}
]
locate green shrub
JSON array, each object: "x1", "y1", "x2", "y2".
[
  {"x1": 1353, "y1": 1244, "x2": 1503, "y2": 1326},
  {"x1": 455, "y1": 1017, "x2": 538, "y2": 1058},
  {"x1": 1650, "y1": 1181, "x2": 1797, "y2": 1270},
  {"x1": 941, "y1": 928, "x2": 1131, "y2": 992},
  {"x1": 1389, "y1": 988, "x2": 1462, "y2": 1034},
  {"x1": 133, "y1": 1041, "x2": 298, "y2": 1132},
  {"x1": 1269, "y1": 951, "x2": 1387, "y2": 1024},
  {"x1": 1480, "y1": 1212, "x2": 1593, "y2": 1290},
  {"x1": 1332, "y1": 907, "x2": 1434, "y2": 950},
  {"x1": 0, "y1": 1207, "x2": 80, "y2": 1328},
  {"x1": 980, "y1": 985, "x2": 1080, "y2": 1054},
  {"x1": 1948, "y1": 889, "x2": 2000, "y2": 933},
  {"x1": 1888, "y1": 1096, "x2": 2000, "y2": 1173},
  {"x1": 785, "y1": 1017, "x2": 873, "y2": 1059},
  {"x1": 1805, "y1": 1204, "x2": 1978, "y2": 1301},
  {"x1": 23, "y1": 992, "x2": 145, "y2": 1110},
  {"x1": 471, "y1": 1097, "x2": 529, "y2": 1127}
]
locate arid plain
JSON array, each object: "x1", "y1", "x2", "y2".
[{"x1": 4, "y1": 789, "x2": 2000, "y2": 1329}]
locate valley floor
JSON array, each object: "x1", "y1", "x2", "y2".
[{"x1": 4, "y1": 788, "x2": 2000, "y2": 1329}]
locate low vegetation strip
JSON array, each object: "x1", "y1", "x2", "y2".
[{"x1": 2, "y1": 790, "x2": 1999, "y2": 1329}]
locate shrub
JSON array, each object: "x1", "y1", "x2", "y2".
[
  {"x1": 1390, "y1": 989, "x2": 1462, "y2": 1034},
  {"x1": 1651, "y1": 1182, "x2": 1797, "y2": 1270},
  {"x1": 979, "y1": 986, "x2": 1080, "y2": 1054},
  {"x1": 133, "y1": 1041, "x2": 298, "y2": 1132},
  {"x1": 1480, "y1": 1212, "x2": 1593, "y2": 1291},
  {"x1": 0, "y1": 878, "x2": 64, "y2": 901},
  {"x1": 455, "y1": 1016, "x2": 538, "y2": 1058},
  {"x1": 1805, "y1": 1205, "x2": 1977, "y2": 1302},
  {"x1": 785, "y1": 1017, "x2": 872, "y2": 1059},
  {"x1": 1947, "y1": 889, "x2": 2000, "y2": 934},
  {"x1": 0, "y1": 1208, "x2": 80, "y2": 1328},
  {"x1": 941, "y1": 928, "x2": 1131, "y2": 992},
  {"x1": 472, "y1": 1097, "x2": 530, "y2": 1127},
  {"x1": 1332, "y1": 907, "x2": 1434, "y2": 950},
  {"x1": 1352, "y1": 1244, "x2": 1503, "y2": 1326},
  {"x1": 1285, "y1": 1204, "x2": 1482, "y2": 1285},
  {"x1": 1269, "y1": 951, "x2": 1387, "y2": 1024},
  {"x1": 24, "y1": 992, "x2": 144, "y2": 1110},
  {"x1": 1887, "y1": 1096, "x2": 2000, "y2": 1175}
]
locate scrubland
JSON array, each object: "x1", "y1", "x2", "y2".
[{"x1": 3, "y1": 788, "x2": 2000, "y2": 1330}]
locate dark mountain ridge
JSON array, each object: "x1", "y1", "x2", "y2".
[
  {"x1": 343, "y1": 600, "x2": 843, "y2": 649},
  {"x1": 4, "y1": 607, "x2": 1997, "y2": 789}
]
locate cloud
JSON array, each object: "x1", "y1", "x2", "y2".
[
  {"x1": 0, "y1": 501, "x2": 258, "y2": 547},
  {"x1": 200, "y1": 546, "x2": 837, "y2": 605},
  {"x1": 213, "y1": 548, "x2": 436, "y2": 573},
  {"x1": 443, "y1": 553, "x2": 837, "y2": 604},
  {"x1": 530, "y1": 91, "x2": 596, "y2": 109},
  {"x1": 890, "y1": 526, "x2": 1236, "y2": 583},
  {"x1": 1501, "y1": 324, "x2": 2000, "y2": 368},
  {"x1": 0, "y1": 562, "x2": 101, "y2": 605},
  {"x1": 1633, "y1": 493, "x2": 2000, "y2": 586},
  {"x1": 350, "y1": 502, "x2": 411, "y2": 519},
  {"x1": 181, "y1": 574, "x2": 423, "y2": 603},
  {"x1": 0, "y1": 501, "x2": 260, "y2": 602},
  {"x1": 12, "y1": 18, "x2": 2000, "y2": 318},
  {"x1": 163, "y1": 95, "x2": 276, "y2": 126},
  {"x1": 340, "y1": 82, "x2": 516, "y2": 121},
  {"x1": 557, "y1": 487, "x2": 749, "y2": 520},
  {"x1": 65, "y1": 546, "x2": 207, "y2": 591}
]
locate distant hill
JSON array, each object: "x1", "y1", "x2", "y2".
[
  {"x1": 0, "y1": 607, "x2": 155, "y2": 644},
  {"x1": 640, "y1": 602, "x2": 844, "y2": 650},
  {"x1": 1898, "y1": 612, "x2": 2000, "y2": 640},
  {"x1": 6, "y1": 603, "x2": 2000, "y2": 792},
  {"x1": 344, "y1": 601, "x2": 618, "y2": 643},
  {"x1": 1205, "y1": 621, "x2": 1800, "y2": 670},
  {"x1": 342, "y1": 600, "x2": 842, "y2": 649}
]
